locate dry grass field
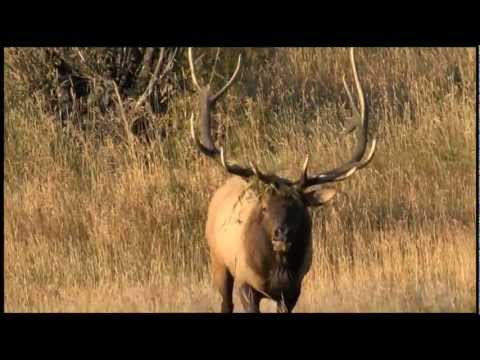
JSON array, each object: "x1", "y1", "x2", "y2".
[{"x1": 4, "y1": 47, "x2": 477, "y2": 312}]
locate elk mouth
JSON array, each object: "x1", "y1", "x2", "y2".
[{"x1": 269, "y1": 258, "x2": 294, "y2": 292}]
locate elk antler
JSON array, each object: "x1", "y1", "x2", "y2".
[
  {"x1": 296, "y1": 47, "x2": 377, "y2": 189},
  {"x1": 189, "y1": 47, "x2": 280, "y2": 183}
]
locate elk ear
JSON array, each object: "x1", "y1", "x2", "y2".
[{"x1": 303, "y1": 188, "x2": 337, "y2": 207}]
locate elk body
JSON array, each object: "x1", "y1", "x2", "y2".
[{"x1": 188, "y1": 47, "x2": 376, "y2": 313}]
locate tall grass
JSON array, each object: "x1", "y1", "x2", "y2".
[{"x1": 4, "y1": 47, "x2": 476, "y2": 312}]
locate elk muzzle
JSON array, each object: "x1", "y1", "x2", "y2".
[
  {"x1": 272, "y1": 227, "x2": 292, "y2": 267},
  {"x1": 272, "y1": 227, "x2": 291, "y2": 252}
]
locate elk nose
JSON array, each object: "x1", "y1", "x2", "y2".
[
  {"x1": 274, "y1": 227, "x2": 288, "y2": 241},
  {"x1": 272, "y1": 227, "x2": 291, "y2": 253}
]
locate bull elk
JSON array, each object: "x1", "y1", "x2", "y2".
[{"x1": 188, "y1": 47, "x2": 376, "y2": 313}]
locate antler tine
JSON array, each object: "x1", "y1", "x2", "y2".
[
  {"x1": 302, "y1": 155, "x2": 310, "y2": 175},
  {"x1": 189, "y1": 113, "x2": 196, "y2": 141},
  {"x1": 211, "y1": 53, "x2": 242, "y2": 103},
  {"x1": 341, "y1": 74, "x2": 360, "y2": 134},
  {"x1": 297, "y1": 155, "x2": 310, "y2": 187},
  {"x1": 351, "y1": 47, "x2": 366, "y2": 124},
  {"x1": 188, "y1": 47, "x2": 202, "y2": 91}
]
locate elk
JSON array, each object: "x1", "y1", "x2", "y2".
[{"x1": 188, "y1": 47, "x2": 376, "y2": 313}]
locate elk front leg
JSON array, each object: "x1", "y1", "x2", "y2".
[
  {"x1": 239, "y1": 283, "x2": 262, "y2": 313},
  {"x1": 212, "y1": 258, "x2": 234, "y2": 313},
  {"x1": 277, "y1": 287, "x2": 301, "y2": 313}
]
